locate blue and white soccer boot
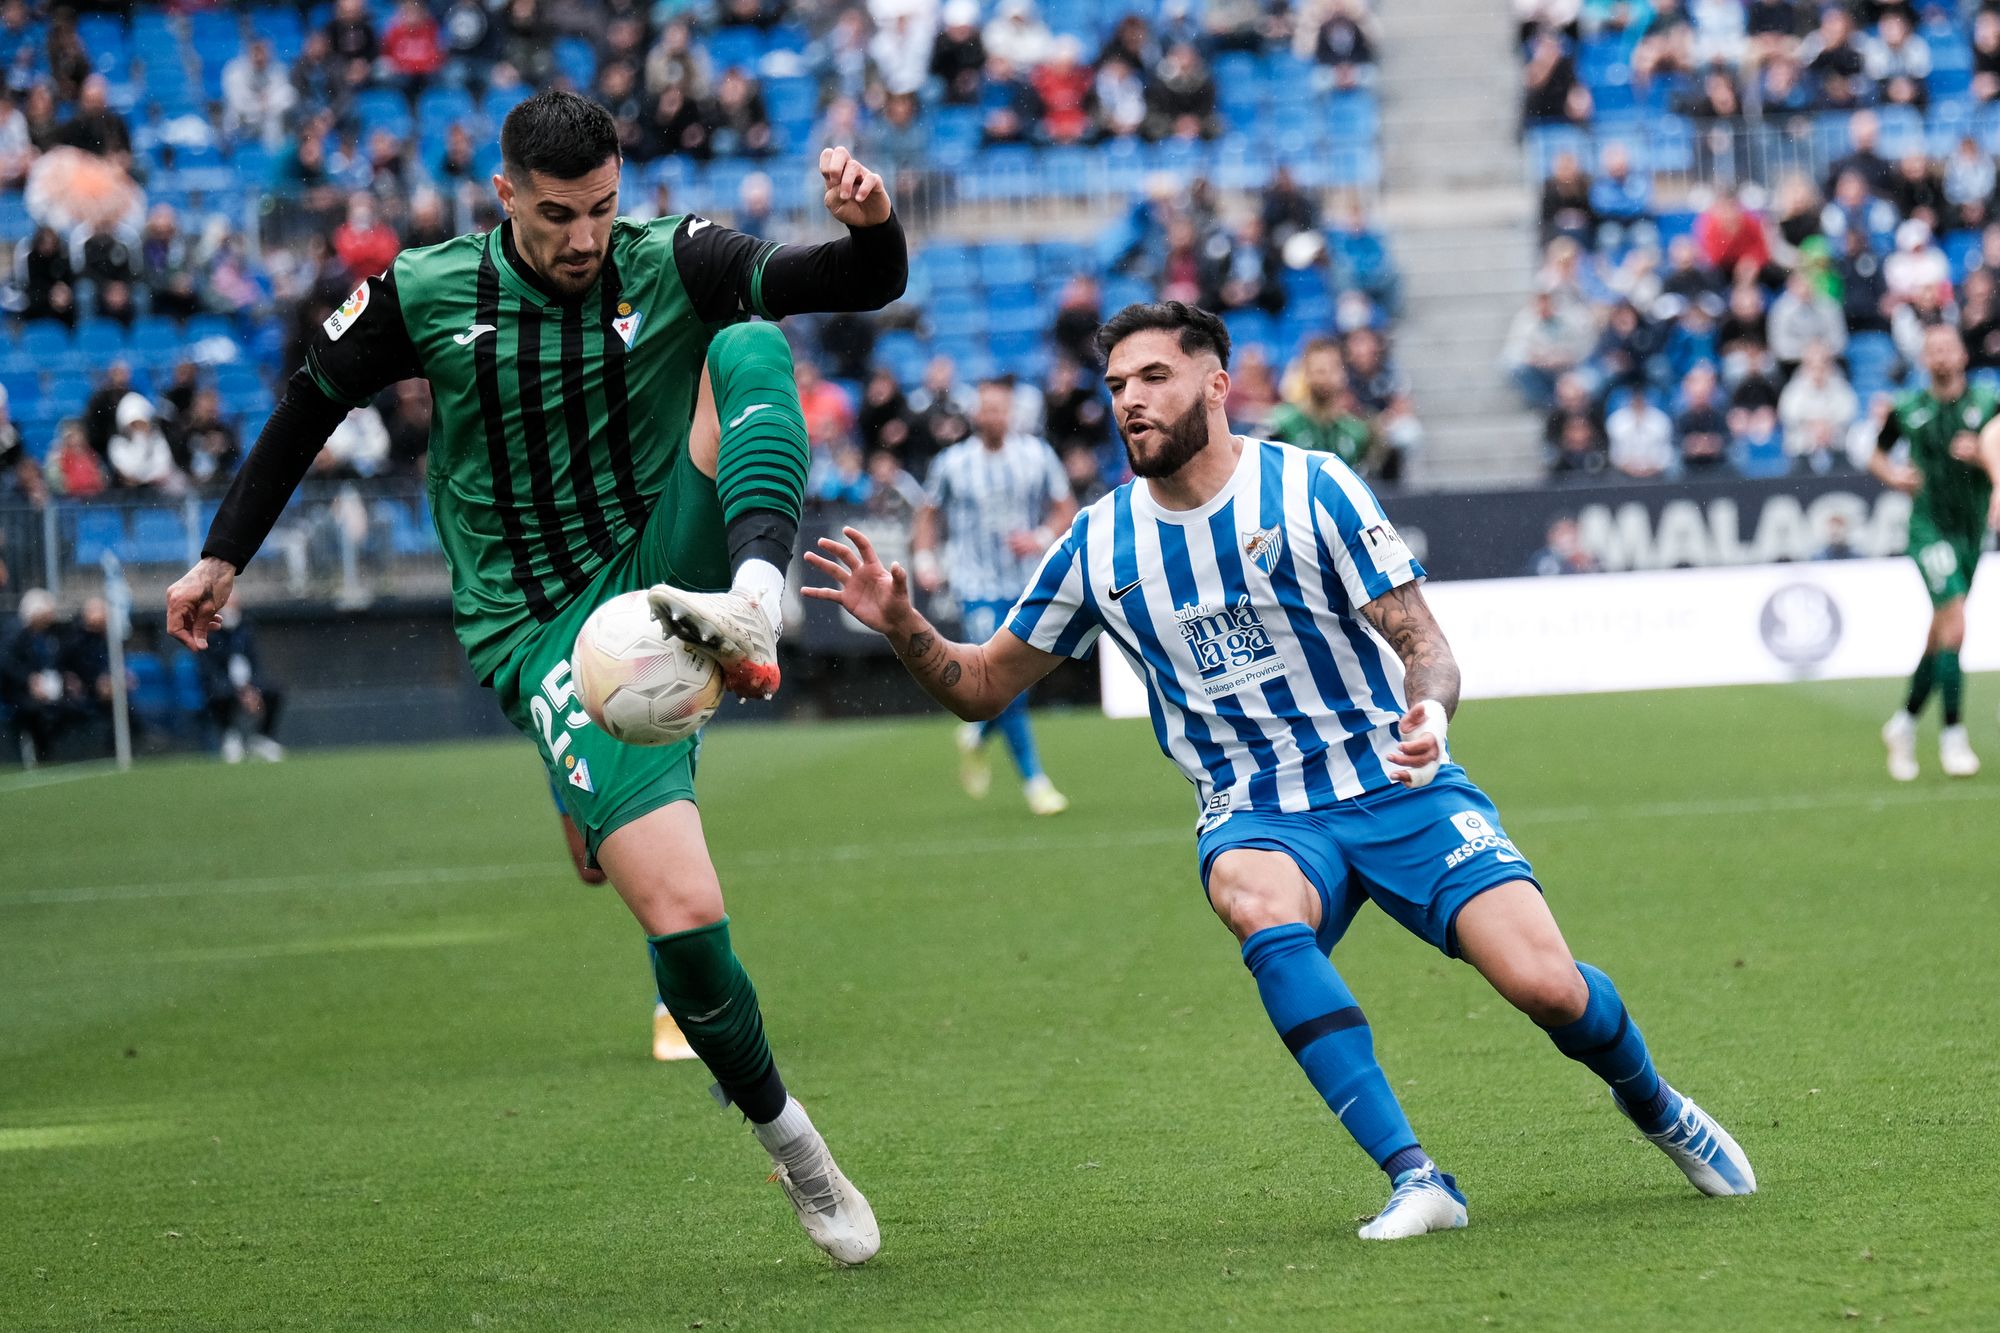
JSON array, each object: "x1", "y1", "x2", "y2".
[
  {"x1": 1615, "y1": 1083, "x2": 1758, "y2": 1196},
  {"x1": 1357, "y1": 1164, "x2": 1468, "y2": 1241}
]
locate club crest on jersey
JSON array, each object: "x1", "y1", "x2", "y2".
[
  {"x1": 323, "y1": 282, "x2": 369, "y2": 340},
  {"x1": 1175, "y1": 595, "x2": 1284, "y2": 698},
  {"x1": 567, "y1": 756, "x2": 595, "y2": 794},
  {"x1": 1243, "y1": 524, "x2": 1284, "y2": 576},
  {"x1": 1444, "y1": 810, "x2": 1523, "y2": 869},
  {"x1": 611, "y1": 308, "x2": 645, "y2": 348}
]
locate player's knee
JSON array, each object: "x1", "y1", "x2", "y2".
[
  {"x1": 1205, "y1": 859, "x2": 1315, "y2": 942},
  {"x1": 1507, "y1": 960, "x2": 1589, "y2": 1027},
  {"x1": 709, "y1": 319, "x2": 792, "y2": 373}
]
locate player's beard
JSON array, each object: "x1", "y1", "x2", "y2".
[{"x1": 1121, "y1": 396, "x2": 1211, "y2": 479}]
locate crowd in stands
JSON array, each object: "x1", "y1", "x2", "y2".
[
  {"x1": 0, "y1": 0, "x2": 1414, "y2": 567},
  {"x1": 1508, "y1": 3, "x2": 2000, "y2": 481}
]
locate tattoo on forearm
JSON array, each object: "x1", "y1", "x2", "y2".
[
  {"x1": 1364, "y1": 585, "x2": 1461, "y2": 716},
  {"x1": 905, "y1": 630, "x2": 935, "y2": 659},
  {"x1": 941, "y1": 661, "x2": 961, "y2": 686},
  {"x1": 894, "y1": 619, "x2": 976, "y2": 701}
]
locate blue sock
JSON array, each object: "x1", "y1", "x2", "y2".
[
  {"x1": 988, "y1": 691, "x2": 1044, "y2": 781},
  {"x1": 1242, "y1": 923, "x2": 1425, "y2": 1175},
  {"x1": 1543, "y1": 962, "x2": 1675, "y2": 1132}
]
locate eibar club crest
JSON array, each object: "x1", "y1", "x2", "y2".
[
  {"x1": 611, "y1": 307, "x2": 645, "y2": 349},
  {"x1": 567, "y1": 756, "x2": 595, "y2": 794},
  {"x1": 1243, "y1": 523, "x2": 1284, "y2": 576}
]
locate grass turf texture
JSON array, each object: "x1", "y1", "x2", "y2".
[{"x1": 3, "y1": 678, "x2": 1995, "y2": 1331}]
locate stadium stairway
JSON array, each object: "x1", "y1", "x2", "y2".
[{"x1": 1376, "y1": 0, "x2": 1544, "y2": 487}]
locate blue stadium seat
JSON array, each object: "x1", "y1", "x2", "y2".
[
  {"x1": 126, "y1": 651, "x2": 175, "y2": 729},
  {"x1": 250, "y1": 7, "x2": 306, "y2": 61},
  {"x1": 976, "y1": 243, "x2": 1036, "y2": 288},
  {"x1": 127, "y1": 508, "x2": 191, "y2": 564},
  {"x1": 553, "y1": 36, "x2": 597, "y2": 88},
  {"x1": 1035, "y1": 241, "x2": 1090, "y2": 282},
  {"x1": 706, "y1": 27, "x2": 764, "y2": 74},
  {"x1": 72, "y1": 508, "x2": 127, "y2": 566},
  {"x1": 170, "y1": 651, "x2": 207, "y2": 717},
  {"x1": 417, "y1": 86, "x2": 476, "y2": 129},
  {"x1": 20, "y1": 324, "x2": 72, "y2": 362},
  {"x1": 482, "y1": 83, "x2": 531, "y2": 125},
  {"x1": 928, "y1": 290, "x2": 987, "y2": 339},
  {"x1": 1223, "y1": 309, "x2": 1276, "y2": 354}
]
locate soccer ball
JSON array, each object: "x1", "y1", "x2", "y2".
[{"x1": 571, "y1": 590, "x2": 724, "y2": 746}]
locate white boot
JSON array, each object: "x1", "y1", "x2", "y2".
[{"x1": 1881, "y1": 711, "x2": 1918, "y2": 782}]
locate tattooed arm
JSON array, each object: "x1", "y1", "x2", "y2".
[
  {"x1": 804, "y1": 525, "x2": 1062, "y2": 720},
  {"x1": 1360, "y1": 581, "x2": 1461, "y2": 785}
]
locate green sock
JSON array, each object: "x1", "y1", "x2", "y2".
[
  {"x1": 648, "y1": 916, "x2": 787, "y2": 1121},
  {"x1": 1937, "y1": 650, "x2": 1964, "y2": 726},
  {"x1": 1906, "y1": 654, "x2": 1937, "y2": 715},
  {"x1": 707, "y1": 321, "x2": 809, "y2": 529}
]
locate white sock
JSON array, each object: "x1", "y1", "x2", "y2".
[
  {"x1": 750, "y1": 1095, "x2": 815, "y2": 1157},
  {"x1": 732, "y1": 558, "x2": 786, "y2": 638}
]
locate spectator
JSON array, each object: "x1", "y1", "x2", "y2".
[
  {"x1": 0, "y1": 89, "x2": 31, "y2": 189},
  {"x1": 18, "y1": 223, "x2": 76, "y2": 327},
  {"x1": 383, "y1": 379, "x2": 433, "y2": 474},
  {"x1": 20, "y1": 83, "x2": 60, "y2": 155},
  {"x1": 1313, "y1": 0, "x2": 1377, "y2": 91},
  {"x1": 1034, "y1": 36, "x2": 1094, "y2": 145},
  {"x1": 1890, "y1": 152, "x2": 1945, "y2": 233},
  {"x1": 1694, "y1": 187, "x2": 1770, "y2": 277},
  {"x1": 985, "y1": 0, "x2": 1055, "y2": 69},
  {"x1": 1674, "y1": 363, "x2": 1730, "y2": 470},
  {"x1": 1729, "y1": 404, "x2": 1788, "y2": 477},
  {"x1": 1092, "y1": 53, "x2": 1149, "y2": 140},
  {"x1": 404, "y1": 189, "x2": 454, "y2": 250},
  {"x1": 705, "y1": 68, "x2": 773, "y2": 158},
  {"x1": 57, "y1": 74, "x2": 129, "y2": 165},
  {"x1": 653, "y1": 84, "x2": 711, "y2": 160},
  {"x1": 498, "y1": 0, "x2": 553, "y2": 87},
  {"x1": 332, "y1": 194, "x2": 401, "y2": 282},
  {"x1": 1540, "y1": 151, "x2": 1595, "y2": 250},
  {"x1": 1589, "y1": 142, "x2": 1654, "y2": 250},
  {"x1": 1203, "y1": 215, "x2": 1285, "y2": 315},
  {"x1": 807, "y1": 9, "x2": 869, "y2": 105},
  {"x1": 1767, "y1": 269, "x2": 1847, "y2": 376},
  {"x1": 860, "y1": 89, "x2": 928, "y2": 181},
  {"x1": 326, "y1": 0, "x2": 381, "y2": 84},
  {"x1": 980, "y1": 54, "x2": 1044, "y2": 145},
  {"x1": 46, "y1": 421, "x2": 105, "y2": 499},
  {"x1": 0, "y1": 384, "x2": 42, "y2": 507},
  {"x1": 199, "y1": 595, "x2": 285, "y2": 764},
  {"x1": 1866, "y1": 9, "x2": 1929, "y2": 108},
  {"x1": 43, "y1": 12, "x2": 90, "y2": 103},
  {"x1": 1342, "y1": 327, "x2": 1420, "y2": 480},
  {"x1": 1606, "y1": 386, "x2": 1676, "y2": 478},
  {"x1": 1976, "y1": 10, "x2": 2000, "y2": 103},
  {"x1": 910, "y1": 354, "x2": 973, "y2": 452},
  {"x1": 382, "y1": 0, "x2": 445, "y2": 89},
  {"x1": 108, "y1": 394, "x2": 185, "y2": 493},
  {"x1": 1226, "y1": 343, "x2": 1281, "y2": 425},
  {"x1": 1798, "y1": 4, "x2": 1867, "y2": 110},
  {"x1": 1261, "y1": 165, "x2": 1317, "y2": 251},
  {"x1": 1661, "y1": 233, "x2": 1722, "y2": 305},
  {"x1": 869, "y1": 7, "x2": 934, "y2": 99},
  {"x1": 139, "y1": 204, "x2": 200, "y2": 320},
  {"x1": 1543, "y1": 370, "x2": 1605, "y2": 475},
  {"x1": 796, "y1": 357, "x2": 857, "y2": 452},
  {"x1": 1061, "y1": 441, "x2": 1108, "y2": 505},
  {"x1": 1268, "y1": 337, "x2": 1376, "y2": 471},
  {"x1": 1944, "y1": 136, "x2": 1995, "y2": 234},
  {"x1": 1885, "y1": 218, "x2": 1952, "y2": 312},
  {"x1": 1098, "y1": 13, "x2": 1159, "y2": 74},
  {"x1": 1962, "y1": 268, "x2": 2000, "y2": 370},
  {"x1": 1146, "y1": 42, "x2": 1221, "y2": 141},
  {"x1": 1813, "y1": 512, "x2": 1859, "y2": 561},
  {"x1": 1777, "y1": 340, "x2": 1857, "y2": 474},
  {"x1": 440, "y1": 0, "x2": 497, "y2": 84},
  {"x1": 1824, "y1": 109, "x2": 1894, "y2": 199},
  {"x1": 224, "y1": 38, "x2": 299, "y2": 148},
  {"x1": 598, "y1": 60, "x2": 655, "y2": 161},
  {"x1": 83, "y1": 363, "x2": 133, "y2": 460},
  {"x1": 1522, "y1": 31, "x2": 1590, "y2": 127},
  {"x1": 1836, "y1": 225, "x2": 1891, "y2": 334},
  {"x1": 1050, "y1": 274, "x2": 1104, "y2": 368},
  {"x1": 59, "y1": 595, "x2": 117, "y2": 752},
  {"x1": 862, "y1": 448, "x2": 927, "y2": 519},
  {"x1": 1525, "y1": 516, "x2": 1602, "y2": 576},
  {"x1": 181, "y1": 388, "x2": 242, "y2": 488},
  {"x1": 2, "y1": 589, "x2": 70, "y2": 765},
  {"x1": 808, "y1": 440, "x2": 871, "y2": 505},
  {"x1": 1155, "y1": 216, "x2": 1205, "y2": 306},
  {"x1": 319, "y1": 404, "x2": 391, "y2": 478},
  {"x1": 859, "y1": 365, "x2": 926, "y2": 463},
  {"x1": 1503, "y1": 286, "x2": 1596, "y2": 408},
  {"x1": 1040, "y1": 356, "x2": 1109, "y2": 453},
  {"x1": 932, "y1": 0, "x2": 988, "y2": 105}
]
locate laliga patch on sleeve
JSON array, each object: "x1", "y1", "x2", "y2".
[
  {"x1": 1361, "y1": 522, "x2": 1411, "y2": 574},
  {"x1": 323, "y1": 282, "x2": 370, "y2": 341}
]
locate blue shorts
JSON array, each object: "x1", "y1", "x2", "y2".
[{"x1": 1196, "y1": 764, "x2": 1540, "y2": 959}]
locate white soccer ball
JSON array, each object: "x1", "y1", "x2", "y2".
[{"x1": 571, "y1": 590, "x2": 724, "y2": 746}]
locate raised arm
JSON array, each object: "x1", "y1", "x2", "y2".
[{"x1": 803, "y1": 525, "x2": 1061, "y2": 721}]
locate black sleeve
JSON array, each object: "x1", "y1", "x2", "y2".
[
  {"x1": 199, "y1": 365, "x2": 353, "y2": 571},
  {"x1": 305, "y1": 268, "x2": 424, "y2": 407},
  {"x1": 1876, "y1": 408, "x2": 1901, "y2": 454},
  {"x1": 672, "y1": 211, "x2": 908, "y2": 324}
]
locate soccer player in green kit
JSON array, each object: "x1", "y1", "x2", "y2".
[
  {"x1": 164, "y1": 91, "x2": 904, "y2": 1264},
  {"x1": 1872, "y1": 324, "x2": 2000, "y2": 782}
]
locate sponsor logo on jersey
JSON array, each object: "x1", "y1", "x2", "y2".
[
  {"x1": 1197, "y1": 790, "x2": 1233, "y2": 834},
  {"x1": 1176, "y1": 595, "x2": 1283, "y2": 698},
  {"x1": 1443, "y1": 809, "x2": 1524, "y2": 869},
  {"x1": 726, "y1": 402, "x2": 770, "y2": 430},
  {"x1": 452, "y1": 322, "x2": 497, "y2": 346},
  {"x1": 617, "y1": 301, "x2": 633, "y2": 316},
  {"x1": 568, "y1": 756, "x2": 595, "y2": 793},
  {"x1": 1243, "y1": 523, "x2": 1284, "y2": 576},
  {"x1": 322, "y1": 282, "x2": 369, "y2": 341},
  {"x1": 686, "y1": 217, "x2": 711, "y2": 236},
  {"x1": 1109, "y1": 576, "x2": 1142, "y2": 600},
  {"x1": 1361, "y1": 521, "x2": 1412, "y2": 574},
  {"x1": 611, "y1": 309, "x2": 645, "y2": 348}
]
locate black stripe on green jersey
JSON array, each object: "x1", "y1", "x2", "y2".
[
  {"x1": 595, "y1": 251, "x2": 651, "y2": 534},
  {"x1": 473, "y1": 248, "x2": 555, "y2": 623},
  {"x1": 512, "y1": 301, "x2": 590, "y2": 601},
  {"x1": 559, "y1": 300, "x2": 620, "y2": 562}
]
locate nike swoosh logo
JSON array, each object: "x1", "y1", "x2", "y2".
[
  {"x1": 727, "y1": 403, "x2": 771, "y2": 429},
  {"x1": 453, "y1": 323, "x2": 497, "y2": 345},
  {"x1": 1109, "y1": 578, "x2": 1142, "y2": 600},
  {"x1": 686, "y1": 999, "x2": 732, "y2": 1023},
  {"x1": 688, "y1": 217, "x2": 711, "y2": 236}
]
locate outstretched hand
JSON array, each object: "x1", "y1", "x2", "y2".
[
  {"x1": 165, "y1": 556, "x2": 237, "y2": 650},
  {"x1": 803, "y1": 526, "x2": 913, "y2": 635},
  {"x1": 818, "y1": 147, "x2": 892, "y2": 228}
]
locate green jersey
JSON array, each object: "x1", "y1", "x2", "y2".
[
  {"x1": 1881, "y1": 383, "x2": 1999, "y2": 539},
  {"x1": 1265, "y1": 402, "x2": 1374, "y2": 471}
]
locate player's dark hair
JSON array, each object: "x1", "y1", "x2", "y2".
[
  {"x1": 1093, "y1": 301, "x2": 1231, "y2": 370},
  {"x1": 500, "y1": 89, "x2": 620, "y2": 180}
]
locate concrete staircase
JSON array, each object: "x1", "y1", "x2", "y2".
[{"x1": 1375, "y1": 2, "x2": 1543, "y2": 488}]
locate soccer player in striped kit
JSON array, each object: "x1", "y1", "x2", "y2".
[
  {"x1": 914, "y1": 378, "x2": 1076, "y2": 814},
  {"x1": 166, "y1": 91, "x2": 900, "y2": 1264},
  {"x1": 809, "y1": 302, "x2": 1757, "y2": 1240}
]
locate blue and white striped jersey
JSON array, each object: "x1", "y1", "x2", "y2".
[
  {"x1": 925, "y1": 433, "x2": 1070, "y2": 603},
  {"x1": 1006, "y1": 438, "x2": 1428, "y2": 823}
]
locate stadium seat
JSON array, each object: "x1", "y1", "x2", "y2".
[
  {"x1": 706, "y1": 27, "x2": 764, "y2": 74},
  {"x1": 553, "y1": 36, "x2": 597, "y2": 89},
  {"x1": 977, "y1": 244, "x2": 1037, "y2": 288},
  {"x1": 170, "y1": 651, "x2": 207, "y2": 717},
  {"x1": 72, "y1": 509, "x2": 127, "y2": 566},
  {"x1": 129, "y1": 508, "x2": 193, "y2": 564}
]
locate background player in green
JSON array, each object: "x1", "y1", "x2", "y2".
[
  {"x1": 1265, "y1": 336, "x2": 1379, "y2": 472},
  {"x1": 162, "y1": 91, "x2": 905, "y2": 1265},
  {"x1": 1871, "y1": 324, "x2": 2000, "y2": 781}
]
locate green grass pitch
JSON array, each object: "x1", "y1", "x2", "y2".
[{"x1": 4, "y1": 678, "x2": 1997, "y2": 1331}]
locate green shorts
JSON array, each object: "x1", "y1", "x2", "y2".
[{"x1": 1908, "y1": 511, "x2": 1984, "y2": 608}]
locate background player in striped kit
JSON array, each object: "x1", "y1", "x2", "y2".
[
  {"x1": 809, "y1": 301, "x2": 1757, "y2": 1242},
  {"x1": 165, "y1": 91, "x2": 902, "y2": 1265},
  {"x1": 914, "y1": 378, "x2": 1076, "y2": 814}
]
